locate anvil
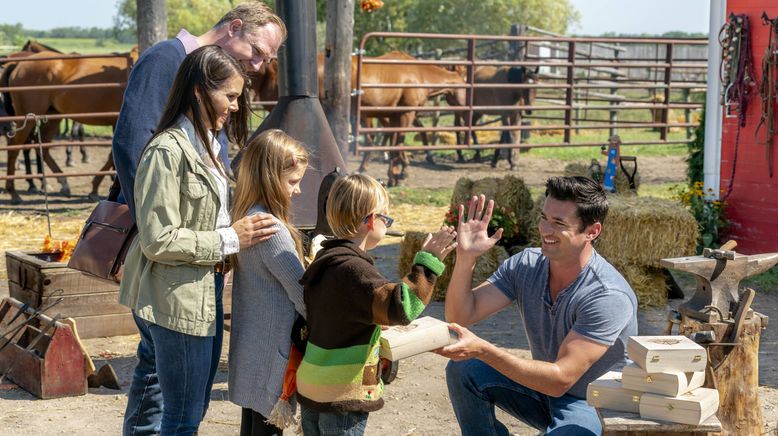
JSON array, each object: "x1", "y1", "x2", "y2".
[{"x1": 660, "y1": 251, "x2": 778, "y2": 322}]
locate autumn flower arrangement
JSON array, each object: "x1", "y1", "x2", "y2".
[{"x1": 672, "y1": 181, "x2": 727, "y2": 254}]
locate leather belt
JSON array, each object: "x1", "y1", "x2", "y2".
[{"x1": 214, "y1": 260, "x2": 231, "y2": 274}]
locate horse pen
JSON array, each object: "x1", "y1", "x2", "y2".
[{"x1": 2, "y1": 29, "x2": 778, "y2": 435}]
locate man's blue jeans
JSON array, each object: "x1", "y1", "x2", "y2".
[
  {"x1": 446, "y1": 359, "x2": 601, "y2": 436},
  {"x1": 123, "y1": 273, "x2": 224, "y2": 436},
  {"x1": 300, "y1": 405, "x2": 369, "y2": 436}
]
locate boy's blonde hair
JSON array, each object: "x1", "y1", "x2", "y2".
[
  {"x1": 231, "y1": 129, "x2": 308, "y2": 264},
  {"x1": 327, "y1": 174, "x2": 389, "y2": 239}
]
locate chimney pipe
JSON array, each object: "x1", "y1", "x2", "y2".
[{"x1": 236, "y1": 0, "x2": 347, "y2": 229}]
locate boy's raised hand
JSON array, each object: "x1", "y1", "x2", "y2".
[
  {"x1": 421, "y1": 225, "x2": 458, "y2": 261},
  {"x1": 456, "y1": 195, "x2": 503, "y2": 261}
]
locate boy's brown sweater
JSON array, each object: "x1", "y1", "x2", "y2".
[{"x1": 295, "y1": 239, "x2": 444, "y2": 413}]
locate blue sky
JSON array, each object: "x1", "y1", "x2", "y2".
[
  {"x1": 569, "y1": 0, "x2": 709, "y2": 35},
  {"x1": 3, "y1": 1, "x2": 710, "y2": 35}
]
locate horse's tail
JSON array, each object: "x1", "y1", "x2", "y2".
[{"x1": 0, "y1": 63, "x2": 17, "y2": 116}]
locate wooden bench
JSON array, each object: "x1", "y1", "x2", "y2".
[{"x1": 598, "y1": 409, "x2": 722, "y2": 436}]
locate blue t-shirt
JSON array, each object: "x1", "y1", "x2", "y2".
[{"x1": 488, "y1": 247, "x2": 638, "y2": 399}]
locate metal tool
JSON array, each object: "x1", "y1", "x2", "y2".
[
  {"x1": 660, "y1": 240, "x2": 778, "y2": 322},
  {"x1": 0, "y1": 291, "x2": 64, "y2": 353}
]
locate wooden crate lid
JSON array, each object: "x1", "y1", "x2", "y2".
[{"x1": 628, "y1": 335, "x2": 704, "y2": 353}]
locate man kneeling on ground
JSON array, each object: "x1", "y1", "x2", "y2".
[{"x1": 437, "y1": 176, "x2": 638, "y2": 435}]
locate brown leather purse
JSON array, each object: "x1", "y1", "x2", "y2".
[{"x1": 68, "y1": 179, "x2": 137, "y2": 283}]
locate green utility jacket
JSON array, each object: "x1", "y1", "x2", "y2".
[{"x1": 118, "y1": 124, "x2": 224, "y2": 337}]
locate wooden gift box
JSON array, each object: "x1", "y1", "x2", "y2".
[
  {"x1": 621, "y1": 362, "x2": 705, "y2": 397},
  {"x1": 639, "y1": 387, "x2": 720, "y2": 425},
  {"x1": 586, "y1": 371, "x2": 642, "y2": 414},
  {"x1": 627, "y1": 335, "x2": 706, "y2": 373},
  {"x1": 379, "y1": 316, "x2": 457, "y2": 361}
]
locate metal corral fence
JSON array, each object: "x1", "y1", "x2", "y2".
[
  {"x1": 353, "y1": 31, "x2": 707, "y2": 153},
  {"x1": 0, "y1": 52, "x2": 133, "y2": 183}
]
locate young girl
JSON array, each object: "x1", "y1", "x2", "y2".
[
  {"x1": 228, "y1": 129, "x2": 309, "y2": 436},
  {"x1": 119, "y1": 45, "x2": 276, "y2": 435}
]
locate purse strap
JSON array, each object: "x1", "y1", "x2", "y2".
[{"x1": 107, "y1": 176, "x2": 121, "y2": 202}]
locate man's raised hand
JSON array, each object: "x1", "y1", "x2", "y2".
[{"x1": 456, "y1": 195, "x2": 503, "y2": 261}]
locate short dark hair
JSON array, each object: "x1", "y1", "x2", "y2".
[{"x1": 544, "y1": 176, "x2": 608, "y2": 231}]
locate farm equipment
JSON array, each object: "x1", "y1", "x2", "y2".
[
  {"x1": 660, "y1": 240, "x2": 778, "y2": 324},
  {"x1": 593, "y1": 135, "x2": 638, "y2": 193},
  {"x1": 660, "y1": 240, "x2": 778, "y2": 434}
]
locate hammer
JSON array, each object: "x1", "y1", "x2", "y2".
[{"x1": 702, "y1": 240, "x2": 738, "y2": 260}]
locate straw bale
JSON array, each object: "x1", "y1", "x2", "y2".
[
  {"x1": 596, "y1": 196, "x2": 698, "y2": 269},
  {"x1": 564, "y1": 161, "x2": 640, "y2": 194},
  {"x1": 610, "y1": 261, "x2": 668, "y2": 308},
  {"x1": 450, "y1": 175, "x2": 535, "y2": 247},
  {"x1": 391, "y1": 204, "x2": 448, "y2": 234},
  {"x1": 398, "y1": 231, "x2": 509, "y2": 301}
]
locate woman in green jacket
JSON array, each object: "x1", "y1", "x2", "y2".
[{"x1": 119, "y1": 45, "x2": 274, "y2": 435}]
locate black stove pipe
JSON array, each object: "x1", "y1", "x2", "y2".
[
  {"x1": 276, "y1": 1, "x2": 318, "y2": 98},
  {"x1": 236, "y1": 0, "x2": 347, "y2": 230}
]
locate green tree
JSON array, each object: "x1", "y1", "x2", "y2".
[
  {"x1": 352, "y1": 0, "x2": 579, "y2": 53},
  {"x1": 115, "y1": 0, "x2": 255, "y2": 39}
]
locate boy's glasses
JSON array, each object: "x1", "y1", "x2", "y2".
[{"x1": 364, "y1": 213, "x2": 394, "y2": 228}]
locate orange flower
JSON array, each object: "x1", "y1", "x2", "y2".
[{"x1": 361, "y1": 0, "x2": 384, "y2": 12}]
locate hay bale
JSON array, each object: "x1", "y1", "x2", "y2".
[
  {"x1": 610, "y1": 261, "x2": 669, "y2": 308},
  {"x1": 564, "y1": 161, "x2": 640, "y2": 194},
  {"x1": 450, "y1": 175, "x2": 535, "y2": 247},
  {"x1": 398, "y1": 231, "x2": 509, "y2": 301},
  {"x1": 596, "y1": 196, "x2": 698, "y2": 269}
]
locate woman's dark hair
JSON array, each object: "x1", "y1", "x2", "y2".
[
  {"x1": 545, "y1": 176, "x2": 608, "y2": 231},
  {"x1": 151, "y1": 45, "x2": 251, "y2": 175}
]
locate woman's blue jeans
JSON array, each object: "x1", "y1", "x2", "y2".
[
  {"x1": 122, "y1": 273, "x2": 224, "y2": 436},
  {"x1": 446, "y1": 359, "x2": 601, "y2": 436}
]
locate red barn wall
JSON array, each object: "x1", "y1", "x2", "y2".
[{"x1": 721, "y1": 0, "x2": 778, "y2": 253}]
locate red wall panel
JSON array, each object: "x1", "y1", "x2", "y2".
[{"x1": 721, "y1": 0, "x2": 778, "y2": 253}]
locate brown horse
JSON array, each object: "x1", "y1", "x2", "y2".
[
  {"x1": 350, "y1": 51, "x2": 466, "y2": 184},
  {"x1": 453, "y1": 65, "x2": 538, "y2": 170},
  {"x1": 1, "y1": 48, "x2": 137, "y2": 204},
  {"x1": 249, "y1": 52, "x2": 466, "y2": 185},
  {"x1": 0, "y1": 40, "x2": 63, "y2": 191}
]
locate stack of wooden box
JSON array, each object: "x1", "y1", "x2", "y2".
[{"x1": 587, "y1": 335, "x2": 720, "y2": 425}]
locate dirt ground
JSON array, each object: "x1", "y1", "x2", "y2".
[{"x1": 1, "y1": 146, "x2": 777, "y2": 435}]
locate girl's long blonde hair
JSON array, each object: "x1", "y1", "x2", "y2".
[{"x1": 231, "y1": 129, "x2": 309, "y2": 266}]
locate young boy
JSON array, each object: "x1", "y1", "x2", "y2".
[{"x1": 296, "y1": 174, "x2": 457, "y2": 436}]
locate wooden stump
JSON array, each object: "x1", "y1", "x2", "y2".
[{"x1": 678, "y1": 314, "x2": 766, "y2": 435}]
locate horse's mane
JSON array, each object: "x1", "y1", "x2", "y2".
[{"x1": 21, "y1": 40, "x2": 62, "y2": 54}]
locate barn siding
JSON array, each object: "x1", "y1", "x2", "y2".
[{"x1": 721, "y1": 0, "x2": 778, "y2": 253}]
